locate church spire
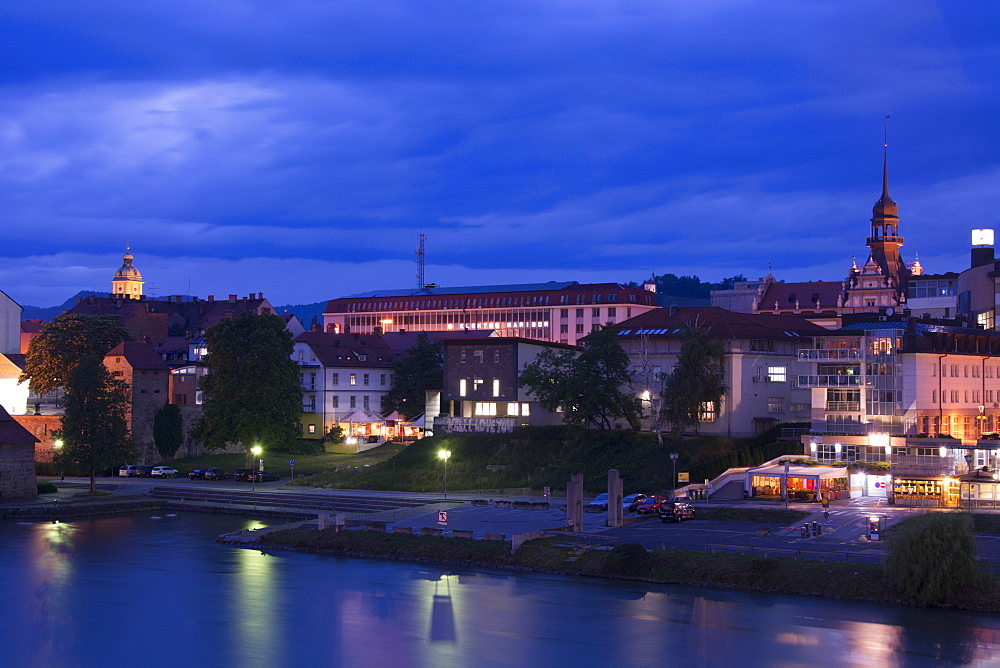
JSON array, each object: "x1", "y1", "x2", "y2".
[{"x1": 866, "y1": 115, "x2": 907, "y2": 292}]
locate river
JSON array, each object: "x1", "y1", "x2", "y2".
[{"x1": 2, "y1": 512, "x2": 999, "y2": 667}]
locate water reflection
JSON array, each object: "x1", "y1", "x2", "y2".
[{"x1": 3, "y1": 514, "x2": 1000, "y2": 666}]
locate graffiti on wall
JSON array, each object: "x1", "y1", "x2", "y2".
[{"x1": 436, "y1": 417, "x2": 515, "y2": 434}]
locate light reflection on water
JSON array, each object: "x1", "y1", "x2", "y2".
[{"x1": 2, "y1": 513, "x2": 1000, "y2": 666}]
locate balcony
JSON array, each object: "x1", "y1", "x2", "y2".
[
  {"x1": 797, "y1": 375, "x2": 862, "y2": 388},
  {"x1": 825, "y1": 401, "x2": 861, "y2": 411},
  {"x1": 798, "y1": 349, "x2": 861, "y2": 361}
]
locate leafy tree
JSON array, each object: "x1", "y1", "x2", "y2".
[
  {"x1": 519, "y1": 326, "x2": 641, "y2": 430},
  {"x1": 153, "y1": 403, "x2": 184, "y2": 460},
  {"x1": 191, "y1": 312, "x2": 301, "y2": 454},
  {"x1": 55, "y1": 354, "x2": 135, "y2": 493},
  {"x1": 327, "y1": 424, "x2": 345, "y2": 443},
  {"x1": 383, "y1": 332, "x2": 443, "y2": 419},
  {"x1": 20, "y1": 314, "x2": 131, "y2": 393},
  {"x1": 885, "y1": 512, "x2": 980, "y2": 604},
  {"x1": 661, "y1": 327, "x2": 727, "y2": 435}
]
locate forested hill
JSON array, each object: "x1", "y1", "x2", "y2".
[{"x1": 627, "y1": 273, "x2": 747, "y2": 307}]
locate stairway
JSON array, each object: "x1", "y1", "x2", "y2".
[{"x1": 709, "y1": 479, "x2": 745, "y2": 501}]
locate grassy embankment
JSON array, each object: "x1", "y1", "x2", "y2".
[
  {"x1": 255, "y1": 526, "x2": 1000, "y2": 613},
  {"x1": 291, "y1": 427, "x2": 768, "y2": 494}
]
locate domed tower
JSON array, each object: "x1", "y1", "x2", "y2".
[
  {"x1": 111, "y1": 248, "x2": 144, "y2": 300},
  {"x1": 866, "y1": 149, "x2": 909, "y2": 291}
]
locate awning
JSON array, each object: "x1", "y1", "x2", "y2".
[{"x1": 747, "y1": 464, "x2": 848, "y2": 480}]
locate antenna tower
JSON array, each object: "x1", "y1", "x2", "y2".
[{"x1": 416, "y1": 233, "x2": 427, "y2": 290}]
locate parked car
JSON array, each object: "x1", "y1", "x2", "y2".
[
  {"x1": 659, "y1": 501, "x2": 697, "y2": 523},
  {"x1": 188, "y1": 469, "x2": 209, "y2": 480},
  {"x1": 587, "y1": 493, "x2": 609, "y2": 511},
  {"x1": 635, "y1": 496, "x2": 666, "y2": 514},
  {"x1": 622, "y1": 493, "x2": 648, "y2": 512},
  {"x1": 202, "y1": 467, "x2": 229, "y2": 480},
  {"x1": 119, "y1": 465, "x2": 133, "y2": 477},
  {"x1": 253, "y1": 471, "x2": 281, "y2": 483},
  {"x1": 131, "y1": 465, "x2": 155, "y2": 478},
  {"x1": 233, "y1": 469, "x2": 255, "y2": 482},
  {"x1": 151, "y1": 466, "x2": 179, "y2": 478}
]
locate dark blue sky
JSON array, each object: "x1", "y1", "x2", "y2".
[{"x1": 2, "y1": 1, "x2": 998, "y2": 307}]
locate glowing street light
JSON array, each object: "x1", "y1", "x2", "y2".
[
  {"x1": 251, "y1": 445, "x2": 263, "y2": 491},
  {"x1": 438, "y1": 449, "x2": 452, "y2": 499},
  {"x1": 53, "y1": 439, "x2": 64, "y2": 481}
]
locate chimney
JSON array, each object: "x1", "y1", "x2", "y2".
[
  {"x1": 972, "y1": 246, "x2": 995, "y2": 269},
  {"x1": 229, "y1": 295, "x2": 237, "y2": 302},
  {"x1": 208, "y1": 295, "x2": 215, "y2": 302},
  {"x1": 373, "y1": 326, "x2": 383, "y2": 336},
  {"x1": 312, "y1": 322, "x2": 322, "y2": 332},
  {"x1": 669, "y1": 305, "x2": 678, "y2": 316}
]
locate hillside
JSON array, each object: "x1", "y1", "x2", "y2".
[{"x1": 292, "y1": 427, "x2": 772, "y2": 494}]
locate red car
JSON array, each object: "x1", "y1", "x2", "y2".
[{"x1": 635, "y1": 496, "x2": 667, "y2": 514}]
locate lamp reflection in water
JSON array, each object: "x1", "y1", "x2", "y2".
[{"x1": 234, "y1": 545, "x2": 277, "y2": 665}]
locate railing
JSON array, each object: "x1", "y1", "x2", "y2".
[
  {"x1": 824, "y1": 401, "x2": 860, "y2": 411},
  {"x1": 798, "y1": 349, "x2": 862, "y2": 361},
  {"x1": 797, "y1": 375, "x2": 862, "y2": 388}
]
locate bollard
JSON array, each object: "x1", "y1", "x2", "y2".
[
  {"x1": 811, "y1": 521, "x2": 821, "y2": 537},
  {"x1": 800, "y1": 525, "x2": 809, "y2": 539},
  {"x1": 316, "y1": 513, "x2": 329, "y2": 530}
]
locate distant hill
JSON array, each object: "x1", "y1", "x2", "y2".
[
  {"x1": 20, "y1": 291, "x2": 101, "y2": 321},
  {"x1": 273, "y1": 301, "x2": 326, "y2": 328}
]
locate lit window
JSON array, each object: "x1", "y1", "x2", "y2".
[
  {"x1": 767, "y1": 366, "x2": 786, "y2": 383},
  {"x1": 507, "y1": 402, "x2": 519, "y2": 416},
  {"x1": 350, "y1": 373, "x2": 357, "y2": 386},
  {"x1": 768, "y1": 397, "x2": 785, "y2": 413},
  {"x1": 459, "y1": 379, "x2": 467, "y2": 397},
  {"x1": 700, "y1": 402, "x2": 717, "y2": 421},
  {"x1": 493, "y1": 379, "x2": 500, "y2": 397}
]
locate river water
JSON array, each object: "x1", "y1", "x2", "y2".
[{"x1": 2, "y1": 512, "x2": 1000, "y2": 667}]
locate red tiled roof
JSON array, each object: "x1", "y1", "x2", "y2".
[
  {"x1": 295, "y1": 331, "x2": 396, "y2": 368},
  {"x1": 107, "y1": 341, "x2": 170, "y2": 370},
  {"x1": 610, "y1": 306, "x2": 829, "y2": 341},
  {"x1": 0, "y1": 405, "x2": 38, "y2": 445},
  {"x1": 20, "y1": 320, "x2": 46, "y2": 334},
  {"x1": 755, "y1": 281, "x2": 843, "y2": 312}
]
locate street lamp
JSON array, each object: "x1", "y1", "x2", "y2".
[
  {"x1": 438, "y1": 449, "x2": 452, "y2": 499},
  {"x1": 251, "y1": 445, "x2": 262, "y2": 491},
  {"x1": 669, "y1": 452, "x2": 679, "y2": 499},
  {"x1": 53, "y1": 439, "x2": 64, "y2": 481}
]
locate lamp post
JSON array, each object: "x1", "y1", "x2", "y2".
[
  {"x1": 53, "y1": 439, "x2": 64, "y2": 481},
  {"x1": 669, "y1": 452, "x2": 679, "y2": 499},
  {"x1": 251, "y1": 445, "x2": 262, "y2": 492},
  {"x1": 965, "y1": 452, "x2": 973, "y2": 511},
  {"x1": 438, "y1": 450, "x2": 451, "y2": 499}
]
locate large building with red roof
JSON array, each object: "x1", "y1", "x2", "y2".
[{"x1": 323, "y1": 281, "x2": 660, "y2": 346}]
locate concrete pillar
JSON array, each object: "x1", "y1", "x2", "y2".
[
  {"x1": 566, "y1": 473, "x2": 583, "y2": 533},
  {"x1": 607, "y1": 469, "x2": 624, "y2": 527},
  {"x1": 316, "y1": 513, "x2": 329, "y2": 530}
]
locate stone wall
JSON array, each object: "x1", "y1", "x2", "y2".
[
  {"x1": 0, "y1": 442, "x2": 38, "y2": 502},
  {"x1": 12, "y1": 415, "x2": 61, "y2": 462}
]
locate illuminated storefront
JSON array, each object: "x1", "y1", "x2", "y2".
[{"x1": 746, "y1": 464, "x2": 849, "y2": 501}]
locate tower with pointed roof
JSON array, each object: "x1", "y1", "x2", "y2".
[{"x1": 111, "y1": 248, "x2": 144, "y2": 300}]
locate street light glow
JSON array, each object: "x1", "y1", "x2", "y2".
[
  {"x1": 438, "y1": 450, "x2": 451, "y2": 461},
  {"x1": 251, "y1": 445, "x2": 262, "y2": 456}
]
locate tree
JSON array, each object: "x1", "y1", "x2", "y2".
[
  {"x1": 191, "y1": 312, "x2": 301, "y2": 454},
  {"x1": 885, "y1": 512, "x2": 980, "y2": 604},
  {"x1": 20, "y1": 314, "x2": 131, "y2": 393},
  {"x1": 153, "y1": 403, "x2": 184, "y2": 460},
  {"x1": 55, "y1": 354, "x2": 135, "y2": 493},
  {"x1": 383, "y1": 332, "x2": 443, "y2": 419},
  {"x1": 661, "y1": 326, "x2": 727, "y2": 435},
  {"x1": 519, "y1": 326, "x2": 641, "y2": 430}
]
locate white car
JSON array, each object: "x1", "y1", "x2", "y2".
[
  {"x1": 151, "y1": 466, "x2": 179, "y2": 478},
  {"x1": 622, "y1": 494, "x2": 648, "y2": 512},
  {"x1": 587, "y1": 493, "x2": 609, "y2": 511}
]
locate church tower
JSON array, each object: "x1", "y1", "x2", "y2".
[
  {"x1": 866, "y1": 152, "x2": 909, "y2": 289},
  {"x1": 111, "y1": 248, "x2": 144, "y2": 300}
]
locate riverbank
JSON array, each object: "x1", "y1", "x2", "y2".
[{"x1": 249, "y1": 526, "x2": 1000, "y2": 613}]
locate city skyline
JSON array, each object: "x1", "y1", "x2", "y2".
[{"x1": 2, "y1": 1, "x2": 998, "y2": 307}]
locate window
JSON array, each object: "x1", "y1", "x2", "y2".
[
  {"x1": 700, "y1": 402, "x2": 718, "y2": 422},
  {"x1": 331, "y1": 373, "x2": 339, "y2": 385},
  {"x1": 576, "y1": 324, "x2": 584, "y2": 333},
  {"x1": 461, "y1": 350, "x2": 467, "y2": 363},
  {"x1": 473, "y1": 350, "x2": 484, "y2": 363},
  {"x1": 560, "y1": 309, "x2": 569, "y2": 318},
  {"x1": 576, "y1": 309, "x2": 584, "y2": 318},
  {"x1": 767, "y1": 366, "x2": 787, "y2": 383},
  {"x1": 818, "y1": 443, "x2": 836, "y2": 460},
  {"x1": 459, "y1": 379, "x2": 467, "y2": 397},
  {"x1": 380, "y1": 373, "x2": 386, "y2": 385},
  {"x1": 363, "y1": 396, "x2": 370, "y2": 409},
  {"x1": 363, "y1": 373, "x2": 370, "y2": 386},
  {"x1": 560, "y1": 324, "x2": 569, "y2": 333},
  {"x1": 307, "y1": 424, "x2": 316, "y2": 434},
  {"x1": 350, "y1": 396, "x2": 357, "y2": 408},
  {"x1": 592, "y1": 308, "x2": 600, "y2": 317},
  {"x1": 493, "y1": 350, "x2": 500, "y2": 363},
  {"x1": 332, "y1": 396, "x2": 339, "y2": 408},
  {"x1": 475, "y1": 402, "x2": 498, "y2": 416},
  {"x1": 492, "y1": 379, "x2": 500, "y2": 397},
  {"x1": 350, "y1": 373, "x2": 357, "y2": 386},
  {"x1": 608, "y1": 307, "x2": 616, "y2": 317},
  {"x1": 507, "y1": 402, "x2": 519, "y2": 416},
  {"x1": 473, "y1": 378, "x2": 484, "y2": 391},
  {"x1": 768, "y1": 397, "x2": 784, "y2": 413},
  {"x1": 932, "y1": 390, "x2": 937, "y2": 403}
]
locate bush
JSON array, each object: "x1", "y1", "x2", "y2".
[
  {"x1": 885, "y1": 512, "x2": 981, "y2": 604},
  {"x1": 37, "y1": 480, "x2": 58, "y2": 494},
  {"x1": 602, "y1": 542, "x2": 651, "y2": 577}
]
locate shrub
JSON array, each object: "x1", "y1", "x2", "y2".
[
  {"x1": 885, "y1": 512, "x2": 980, "y2": 604},
  {"x1": 602, "y1": 542, "x2": 650, "y2": 577},
  {"x1": 37, "y1": 481, "x2": 58, "y2": 494}
]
